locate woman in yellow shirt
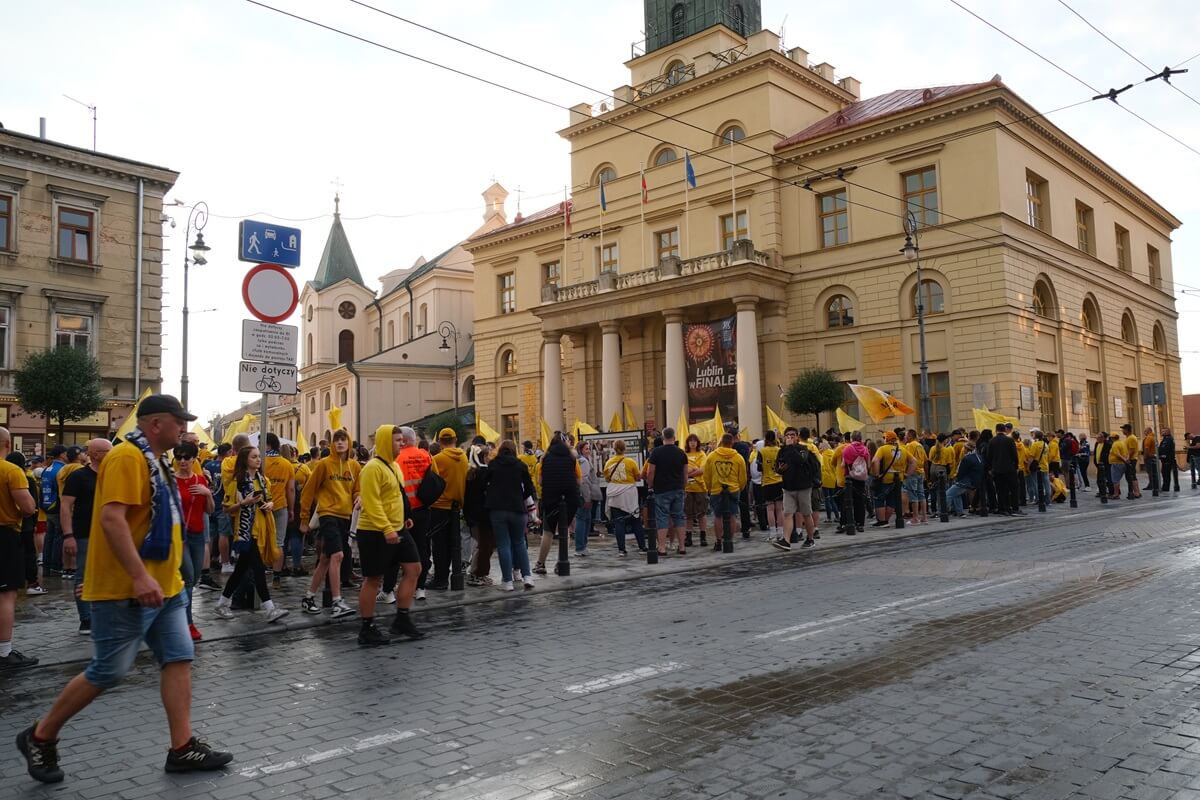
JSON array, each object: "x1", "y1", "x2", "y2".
[
  {"x1": 682, "y1": 434, "x2": 709, "y2": 548},
  {"x1": 604, "y1": 440, "x2": 645, "y2": 555},
  {"x1": 213, "y1": 447, "x2": 288, "y2": 623}
]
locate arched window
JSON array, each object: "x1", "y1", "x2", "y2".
[
  {"x1": 664, "y1": 60, "x2": 687, "y2": 86},
  {"x1": 1153, "y1": 324, "x2": 1167, "y2": 354},
  {"x1": 653, "y1": 146, "x2": 677, "y2": 167},
  {"x1": 1121, "y1": 311, "x2": 1137, "y2": 345},
  {"x1": 593, "y1": 165, "x2": 617, "y2": 187},
  {"x1": 1082, "y1": 297, "x2": 1101, "y2": 333},
  {"x1": 308, "y1": 395, "x2": 316, "y2": 414},
  {"x1": 387, "y1": 321, "x2": 395, "y2": 348},
  {"x1": 310, "y1": 432, "x2": 317, "y2": 448},
  {"x1": 323, "y1": 392, "x2": 331, "y2": 411},
  {"x1": 463, "y1": 375, "x2": 476, "y2": 402},
  {"x1": 913, "y1": 279, "x2": 944, "y2": 316},
  {"x1": 339, "y1": 387, "x2": 348, "y2": 406},
  {"x1": 419, "y1": 304, "x2": 428, "y2": 334},
  {"x1": 732, "y1": 3, "x2": 745, "y2": 35},
  {"x1": 306, "y1": 333, "x2": 313, "y2": 365},
  {"x1": 500, "y1": 349, "x2": 517, "y2": 375},
  {"x1": 670, "y1": 3, "x2": 686, "y2": 41},
  {"x1": 338, "y1": 329, "x2": 354, "y2": 362},
  {"x1": 402, "y1": 311, "x2": 411, "y2": 342},
  {"x1": 1032, "y1": 280, "x2": 1055, "y2": 319},
  {"x1": 323, "y1": 429, "x2": 332, "y2": 443},
  {"x1": 719, "y1": 124, "x2": 746, "y2": 145},
  {"x1": 826, "y1": 295, "x2": 854, "y2": 328},
  {"x1": 306, "y1": 305, "x2": 313, "y2": 322}
]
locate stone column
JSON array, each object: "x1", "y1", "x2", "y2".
[
  {"x1": 735, "y1": 296, "x2": 763, "y2": 439},
  {"x1": 569, "y1": 331, "x2": 590, "y2": 428},
  {"x1": 600, "y1": 321, "x2": 622, "y2": 431},
  {"x1": 542, "y1": 331, "x2": 563, "y2": 433},
  {"x1": 664, "y1": 310, "x2": 687, "y2": 431}
]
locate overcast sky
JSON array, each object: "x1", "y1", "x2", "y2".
[{"x1": 5, "y1": 0, "x2": 1199, "y2": 424}]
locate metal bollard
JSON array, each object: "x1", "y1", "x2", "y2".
[
  {"x1": 893, "y1": 480, "x2": 905, "y2": 529},
  {"x1": 646, "y1": 523, "x2": 659, "y2": 565},
  {"x1": 449, "y1": 502, "x2": 465, "y2": 590},
  {"x1": 938, "y1": 473, "x2": 950, "y2": 523},
  {"x1": 1069, "y1": 464, "x2": 1078, "y2": 509},
  {"x1": 1099, "y1": 463, "x2": 1109, "y2": 505},
  {"x1": 1035, "y1": 466, "x2": 1046, "y2": 513},
  {"x1": 721, "y1": 488, "x2": 734, "y2": 553},
  {"x1": 555, "y1": 499, "x2": 571, "y2": 576}
]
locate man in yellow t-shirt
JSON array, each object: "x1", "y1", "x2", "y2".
[
  {"x1": 20, "y1": 395, "x2": 234, "y2": 783},
  {"x1": 262, "y1": 432, "x2": 295, "y2": 582},
  {"x1": 0, "y1": 426, "x2": 38, "y2": 671},
  {"x1": 871, "y1": 431, "x2": 914, "y2": 527},
  {"x1": 903, "y1": 429, "x2": 928, "y2": 524},
  {"x1": 757, "y1": 431, "x2": 784, "y2": 537},
  {"x1": 1120, "y1": 423, "x2": 1143, "y2": 498}
]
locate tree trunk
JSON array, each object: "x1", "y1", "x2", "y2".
[
  {"x1": 57, "y1": 414, "x2": 66, "y2": 441},
  {"x1": 814, "y1": 412, "x2": 820, "y2": 435}
]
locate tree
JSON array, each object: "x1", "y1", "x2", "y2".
[
  {"x1": 420, "y1": 410, "x2": 466, "y2": 445},
  {"x1": 14, "y1": 347, "x2": 105, "y2": 439},
  {"x1": 784, "y1": 367, "x2": 845, "y2": 433}
]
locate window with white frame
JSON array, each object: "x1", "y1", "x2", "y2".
[
  {"x1": 0, "y1": 307, "x2": 10, "y2": 368},
  {"x1": 0, "y1": 195, "x2": 12, "y2": 251},
  {"x1": 54, "y1": 312, "x2": 92, "y2": 351}
]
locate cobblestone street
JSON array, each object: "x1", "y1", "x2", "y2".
[{"x1": 6, "y1": 494, "x2": 1200, "y2": 799}]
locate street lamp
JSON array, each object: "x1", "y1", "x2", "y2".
[
  {"x1": 180, "y1": 201, "x2": 209, "y2": 410},
  {"x1": 437, "y1": 320, "x2": 460, "y2": 420},
  {"x1": 901, "y1": 210, "x2": 931, "y2": 433}
]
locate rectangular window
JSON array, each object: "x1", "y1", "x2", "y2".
[
  {"x1": 541, "y1": 260, "x2": 560, "y2": 289},
  {"x1": 818, "y1": 189, "x2": 849, "y2": 247},
  {"x1": 654, "y1": 228, "x2": 679, "y2": 263},
  {"x1": 719, "y1": 210, "x2": 748, "y2": 249},
  {"x1": 1036, "y1": 371, "x2": 1058, "y2": 433},
  {"x1": 596, "y1": 242, "x2": 619, "y2": 273},
  {"x1": 1148, "y1": 245, "x2": 1162, "y2": 289},
  {"x1": 0, "y1": 194, "x2": 11, "y2": 251},
  {"x1": 1075, "y1": 201, "x2": 1094, "y2": 254},
  {"x1": 0, "y1": 307, "x2": 9, "y2": 369},
  {"x1": 1115, "y1": 225, "x2": 1131, "y2": 272},
  {"x1": 1025, "y1": 171, "x2": 1049, "y2": 232},
  {"x1": 57, "y1": 208, "x2": 94, "y2": 262},
  {"x1": 498, "y1": 272, "x2": 516, "y2": 315},
  {"x1": 902, "y1": 167, "x2": 938, "y2": 228},
  {"x1": 917, "y1": 371, "x2": 952, "y2": 434},
  {"x1": 1125, "y1": 387, "x2": 1139, "y2": 430},
  {"x1": 1086, "y1": 380, "x2": 1102, "y2": 435},
  {"x1": 53, "y1": 312, "x2": 92, "y2": 352},
  {"x1": 501, "y1": 413, "x2": 519, "y2": 442}
]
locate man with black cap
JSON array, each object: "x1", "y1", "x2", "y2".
[{"x1": 17, "y1": 394, "x2": 233, "y2": 784}]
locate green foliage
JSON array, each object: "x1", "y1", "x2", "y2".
[
  {"x1": 784, "y1": 367, "x2": 845, "y2": 430},
  {"x1": 420, "y1": 410, "x2": 467, "y2": 444},
  {"x1": 13, "y1": 347, "x2": 105, "y2": 438}
]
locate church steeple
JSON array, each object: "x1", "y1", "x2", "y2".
[
  {"x1": 311, "y1": 195, "x2": 365, "y2": 290},
  {"x1": 643, "y1": 1, "x2": 761, "y2": 54}
]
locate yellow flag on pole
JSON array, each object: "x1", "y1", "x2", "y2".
[
  {"x1": 623, "y1": 403, "x2": 637, "y2": 431},
  {"x1": 539, "y1": 419, "x2": 552, "y2": 451},
  {"x1": 712, "y1": 406, "x2": 724, "y2": 440},
  {"x1": 847, "y1": 384, "x2": 916, "y2": 423},
  {"x1": 328, "y1": 406, "x2": 343, "y2": 434},
  {"x1": 836, "y1": 407, "x2": 866, "y2": 432},
  {"x1": 972, "y1": 408, "x2": 1021, "y2": 431},
  {"x1": 765, "y1": 404, "x2": 788, "y2": 434},
  {"x1": 476, "y1": 416, "x2": 501, "y2": 445},
  {"x1": 190, "y1": 422, "x2": 216, "y2": 449},
  {"x1": 115, "y1": 388, "x2": 153, "y2": 440},
  {"x1": 675, "y1": 406, "x2": 690, "y2": 444},
  {"x1": 572, "y1": 419, "x2": 599, "y2": 441},
  {"x1": 294, "y1": 422, "x2": 306, "y2": 450},
  {"x1": 608, "y1": 411, "x2": 623, "y2": 432}
]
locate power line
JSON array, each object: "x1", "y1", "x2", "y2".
[{"x1": 245, "y1": 0, "x2": 1200, "y2": 297}]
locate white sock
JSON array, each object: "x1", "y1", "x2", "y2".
[
  {"x1": 304, "y1": 591, "x2": 315, "y2": 600},
  {"x1": 332, "y1": 595, "x2": 342, "y2": 604},
  {"x1": 262, "y1": 599, "x2": 275, "y2": 611},
  {"x1": 0, "y1": 640, "x2": 11, "y2": 657}
]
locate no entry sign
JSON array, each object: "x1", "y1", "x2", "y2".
[{"x1": 242, "y1": 263, "x2": 299, "y2": 324}]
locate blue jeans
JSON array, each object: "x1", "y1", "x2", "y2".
[
  {"x1": 609, "y1": 508, "x2": 645, "y2": 553},
  {"x1": 489, "y1": 510, "x2": 530, "y2": 583},
  {"x1": 73, "y1": 537, "x2": 90, "y2": 624},
  {"x1": 653, "y1": 489, "x2": 685, "y2": 530},
  {"x1": 945, "y1": 482, "x2": 972, "y2": 515},
  {"x1": 84, "y1": 592, "x2": 193, "y2": 689},
  {"x1": 574, "y1": 505, "x2": 593, "y2": 552},
  {"x1": 180, "y1": 531, "x2": 206, "y2": 625},
  {"x1": 44, "y1": 513, "x2": 63, "y2": 573}
]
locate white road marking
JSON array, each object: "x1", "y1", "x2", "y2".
[
  {"x1": 564, "y1": 662, "x2": 687, "y2": 695},
  {"x1": 238, "y1": 728, "x2": 422, "y2": 777}
]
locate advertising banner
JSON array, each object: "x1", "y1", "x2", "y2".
[{"x1": 684, "y1": 315, "x2": 737, "y2": 423}]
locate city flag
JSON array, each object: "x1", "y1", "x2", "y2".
[
  {"x1": 765, "y1": 405, "x2": 788, "y2": 434},
  {"x1": 191, "y1": 422, "x2": 217, "y2": 449},
  {"x1": 294, "y1": 422, "x2": 306, "y2": 451},
  {"x1": 599, "y1": 177, "x2": 607, "y2": 214},
  {"x1": 836, "y1": 408, "x2": 866, "y2": 433},
  {"x1": 972, "y1": 408, "x2": 1021, "y2": 431},
  {"x1": 623, "y1": 403, "x2": 637, "y2": 431},
  {"x1": 573, "y1": 419, "x2": 599, "y2": 441},
  {"x1": 684, "y1": 152, "x2": 697, "y2": 188},
  {"x1": 609, "y1": 411, "x2": 623, "y2": 432},
  {"x1": 675, "y1": 406, "x2": 690, "y2": 444},
  {"x1": 847, "y1": 384, "x2": 916, "y2": 423},
  {"x1": 476, "y1": 415, "x2": 501, "y2": 445},
  {"x1": 641, "y1": 170, "x2": 649, "y2": 204},
  {"x1": 539, "y1": 418, "x2": 552, "y2": 452}
]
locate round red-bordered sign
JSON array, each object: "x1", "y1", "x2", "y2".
[{"x1": 242, "y1": 263, "x2": 299, "y2": 324}]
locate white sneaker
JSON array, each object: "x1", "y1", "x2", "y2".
[
  {"x1": 376, "y1": 591, "x2": 396, "y2": 604},
  {"x1": 220, "y1": 563, "x2": 235, "y2": 574},
  {"x1": 500, "y1": 581, "x2": 515, "y2": 592},
  {"x1": 522, "y1": 575, "x2": 535, "y2": 590},
  {"x1": 214, "y1": 605, "x2": 235, "y2": 619},
  {"x1": 265, "y1": 607, "x2": 290, "y2": 623},
  {"x1": 415, "y1": 588, "x2": 426, "y2": 601},
  {"x1": 330, "y1": 599, "x2": 356, "y2": 618},
  {"x1": 25, "y1": 585, "x2": 48, "y2": 596}
]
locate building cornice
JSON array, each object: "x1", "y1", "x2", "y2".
[{"x1": 0, "y1": 133, "x2": 178, "y2": 192}]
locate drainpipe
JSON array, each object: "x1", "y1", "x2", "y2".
[
  {"x1": 405, "y1": 282, "x2": 415, "y2": 340},
  {"x1": 345, "y1": 360, "x2": 362, "y2": 445},
  {"x1": 134, "y1": 178, "x2": 144, "y2": 399},
  {"x1": 371, "y1": 298, "x2": 383, "y2": 351}
]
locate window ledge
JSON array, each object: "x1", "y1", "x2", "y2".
[
  {"x1": 49, "y1": 258, "x2": 101, "y2": 274},
  {"x1": 0, "y1": 250, "x2": 15, "y2": 265}
]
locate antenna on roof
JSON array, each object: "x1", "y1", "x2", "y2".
[
  {"x1": 62, "y1": 94, "x2": 96, "y2": 151},
  {"x1": 779, "y1": 14, "x2": 788, "y2": 51}
]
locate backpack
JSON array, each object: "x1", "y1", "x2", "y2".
[
  {"x1": 40, "y1": 462, "x2": 63, "y2": 513},
  {"x1": 794, "y1": 448, "x2": 821, "y2": 489}
]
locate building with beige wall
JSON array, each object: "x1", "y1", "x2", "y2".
[
  {"x1": 0, "y1": 124, "x2": 177, "y2": 454},
  {"x1": 295, "y1": 186, "x2": 508, "y2": 446},
  {"x1": 465, "y1": 0, "x2": 1183, "y2": 443}
]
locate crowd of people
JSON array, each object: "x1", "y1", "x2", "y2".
[{"x1": 5, "y1": 391, "x2": 1200, "y2": 783}]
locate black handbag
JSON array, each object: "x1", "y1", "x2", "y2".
[{"x1": 416, "y1": 468, "x2": 447, "y2": 507}]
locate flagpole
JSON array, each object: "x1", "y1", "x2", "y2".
[
  {"x1": 640, "y1": 162, "x2": 647, "y2": 270},
  {"x1": 599, "y1": 178, "x2": 604, "y2": 277},
  {"x1": 562, "y1": 185, "x2": 568, "y2": 274},
  {"x1": 730, "y1": 137, "x2": 736, "y2": 242},
  {"x1": 684, "y1": 153, "x2": 691, "y2": 260}
]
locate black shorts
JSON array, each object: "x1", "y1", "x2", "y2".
[
  {"x1": 763, "y1": 483, "x2": 783, "y2": 502},
  {"x1": 317, "y1": 515, "x2": 350, "y2": 558},
  {"x1": 0, "y1": 530, "x2": 25, "y2": 591},
  {"x1": 357, "y1": 530, "x2": 419, "y2": 577}
]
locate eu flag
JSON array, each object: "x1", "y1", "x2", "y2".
[{"x1": 685, "y1": 152, "x2": 697, "y2": 188}]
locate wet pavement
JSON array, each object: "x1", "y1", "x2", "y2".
[{"x1": 5, "y1": 492, "x2": 1200, "y2": 799}]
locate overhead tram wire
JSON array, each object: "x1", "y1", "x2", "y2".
[
  {"x1": 332, "y1": 0, "x2": 1196, "y2": 292},
  {"x1": 246, "y1": 0, "x2": 1200, "y2": 297},
  {"x1": 197, "y1": 188, "x2": 567, "y2": 223}
]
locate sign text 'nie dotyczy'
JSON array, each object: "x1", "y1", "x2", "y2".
[{"x1": 238, "y1": 362, "x2": 298, "y2": 396}]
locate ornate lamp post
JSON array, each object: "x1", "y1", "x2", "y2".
[
  {"x1": 437, "y1": 320, "x2": 460, "y2": 420},
  {"x1": 901, "y1": 211, "x2": 931, "y2": 432},
  {"x1": 180, "y1": 202, "x2": 209, "y2": 409}
]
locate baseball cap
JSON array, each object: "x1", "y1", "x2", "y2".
[
  {"x1": 1120, "y1": 423, "x2": 1132, "y2": 431},
  {"x1": 137, "y1": 394, "x2": 197, "y2": 421},
  {"x1": 437, "y1": 427, "x2": 457, "y2": 441},
  {"x1": 65, "y1": 446, "x2": 83, "y2": 462},
  {"x1": 884, "y1": 431, "x2": 898, "y2": 442}
]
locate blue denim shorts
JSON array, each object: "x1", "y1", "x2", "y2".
[
  {"x1": 653, "y1": 489, "x2": 686, "y2": 529},
  {"x1": 904, "y1": 475, "x2": 926, "y2": 501},
  {"x1": 84, "y1": 592, "x2": 193, "y2": 689},
  {"x1": 710, "y1": 491, "x2": 739, "y2": 517},
  {"x1": 214, "y1": 509, "x2": 233, "y2": 536}
]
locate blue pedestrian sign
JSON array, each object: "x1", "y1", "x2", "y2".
[{"x1": 239, "y1": 219, "x2": 301, "y2": 268}]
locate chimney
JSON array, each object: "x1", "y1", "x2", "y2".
[{"x1": 39, "y1": 117, "x2": 47, "y2": 138}]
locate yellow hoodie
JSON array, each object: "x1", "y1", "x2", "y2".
[
  {"x1": 359, "y1": 424, "x2": 405, "y2": 534},
  {"x1": 431, "y1": 446, "x2": 468, "y2": 510},
  {"x1": 301, "y1": 448, "x2": 361, "y2": 519},
  {"x1": 703, "y1": 446, "x2": 747, "y2": 495}
]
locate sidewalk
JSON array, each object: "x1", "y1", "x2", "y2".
[{"x1": 6, "y1": 496, "x2": 1154, "y2": 669}]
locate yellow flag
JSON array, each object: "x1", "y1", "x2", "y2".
[
  {"x1": 294, "y1": 422, "x2": 306, "y2": 450},
  {"x1": 675, "y1": 406, "x2": 690, "y2": 444},
  {"x1": 712, "y1": 406, "x2": 723, "y2": 439},
  {"x1": 847, "y1": 384, "x2": 916, "y2": 423},
  {"x1": 972, "y1": 408, "x2": 1021, "y2": 431},
  {"x1": 623, "y1": 403, "x2": 637, "y2": 431},
  {"x1": 836, "y1": 407, "x2": 866, "y2": 432},
  {"x1": 114, "y1": 388, "x2": 153, "y2": 440},
  {"x1": 539, "y1": 419, "x2": 552, "y2": 451},
  {"x1": 190, "y1": 422, "x2": 216, "y2": 448},
  {"x1": 739, "y1": 428, "x2": 748, "y2": 441},
  {"x1": 477, "y1": 416, "x2": 501, "y2": 445},
  {"x1": 609, "y1": 411, "x2": 623, "y2": 432},
  {"x1": 765, "y1": 405, "x2": 788, "y2": 434},
  {"x1": 328, "y1": 405, "x2": 343, "y2": 434},
  {"x1": 572, "y1": 419, "x2": 599, "y2": 441}
]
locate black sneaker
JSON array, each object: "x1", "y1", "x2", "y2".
[
  {"x1": 164, "y1": 737, "x2": 234, "y2": 773},
  {"x1": 16, "y1": 725, "x2": 63, "y2": 783},
  {"x1": 358, "y1": 624, "x2": 390, "y2": 647},
  {"x1": 300, "y1": 596, "x2": 320, "y2": 615},
  {"x1": 713, "y1": 540, "x2": 723, "y2": 551},
  {"x1": 847, "y1": 528, "x2": 857, "y2": 536},
  {"x1": 389, "y1": 613, "x2": 426, "y2": 640},
  {"x1": 196, "y1": 575, "x2": 222, "y2": 591},
  {"x1": 427, "y1": 580, "x2": 448, "y2": 591},
  {"x1": 801, "y1": 539, "x2": 816, "y2": 549},
  {"x1": 699, "y1": 534, "x2": 707, "y2": 547},
  {"x1": 856, "y1": 526, "x2": 864, "y2": 533},
  {"x1": 684, "y1": 532, "x2": 694, "y2": 548},
  {"x1": 771, "y1": 538, "x2": 791, "y2": 551},
  {"x1": 532, "y1": 562, "x2": 547, "y2": 575},
  {"x1": 871, "y1": 520, "x2": 889, "y2": 528},
  {"x1": 77, "y1": 620, "x2": 91, "y2": 636},
  {"x1": 813, "y1": 531, "x2": 821, "y2": 539},
  {"x1": 789, "y1": 531, "x2": 801, "y2": 544},
  {"x1": 0, "y1": 650, "x2": 38, "y2": 670}
]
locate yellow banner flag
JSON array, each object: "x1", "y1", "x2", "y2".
[
  {"x1": 609, "y1": 411, "x2": 623, "y2": 432},
  {"x1": 972, "y1": 408, "x2": 1021, "y2": 431},
  {"x1": 847, "y1": 384, "x2": 916, "y2": 423},
  {"x1": 712, "y1": 406, "x2": 724, "y2": 439},
  {"x1": 572, "y1": 419, "x2": 599, "y2": 441},
  {"x1": 190, "y1": 422, "x2": 216, "y2": 448},
  {"x1": 114, "y1": 387, "x2": 154, "y2": 440},
  {"x1": 328, "y1": 405, "x2": 343, "y2": 434},
  {"x1": 623, "y1": 403, "x2": 637, "y2": 431},
  {"x1": 675, "y1": 406, "x2": 690, "y2": 444},
  {"x1": 765, "y1": 404, "x2": 788, "y2": 434},
  {"x1": 477, "y1": 416, "x2": 501, "y2": 445},
  {"x1": 836, "y1": 407, "x2": 866, "y2": 432},
  {"x1": 539, "y1": 419, "x2": 552, "y2": 451},
  {"x1": 294, "y1": 422, "x2": 307, "y2": 450}
]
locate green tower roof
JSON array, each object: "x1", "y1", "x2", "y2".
[{"x1": 311, "y1": 198, "x2": 365, "y2": 290}]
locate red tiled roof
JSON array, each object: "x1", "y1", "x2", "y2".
[
  {"x1": 774, "y1": 79, "x2": 1002, "y2": 151},
  {"x1": 470, "y1": 200, "x2": 571, "y2": 241}
]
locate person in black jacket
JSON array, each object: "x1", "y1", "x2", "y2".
[
  {"x1": 483, "y1": 440, "x2": 537, "y2": 591},
  {"x1": 988, "y1": 424, "x2": 1021, "y2": 515},
  {"x1": 464, "y1": 445, "x2": 494, "y2": 587},
  {"x1": 532, "y1": 434, "x2": 580, "y2": 575},
  {"x1": 945, "y1": 442, "x2": 982, "y2": 516},
  {"x1": 1159, "y1": 428, "x2": 1179, "y2": 492}
]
